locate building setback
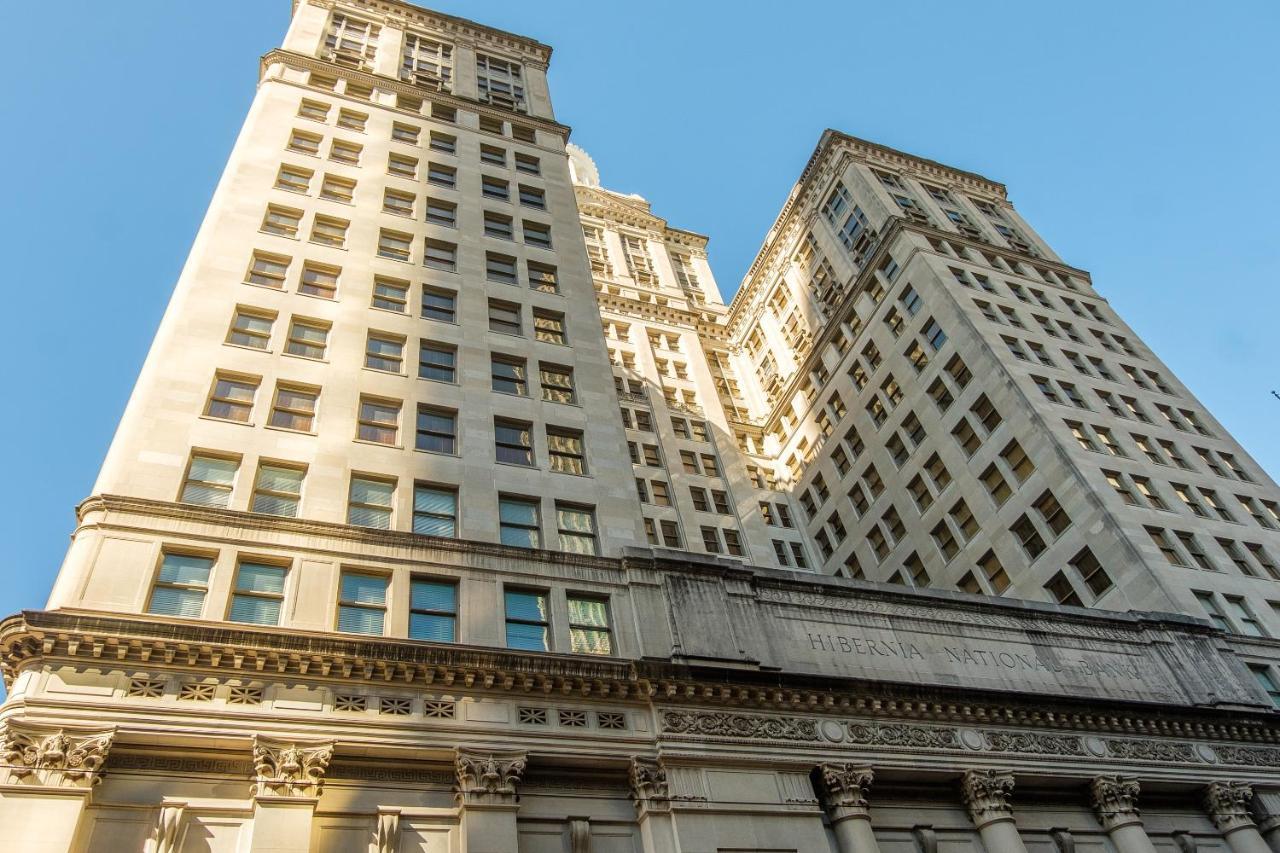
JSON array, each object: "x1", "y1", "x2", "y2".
[{"x1": 2, "y1": 1, "x2": 1280, "y2": 851}]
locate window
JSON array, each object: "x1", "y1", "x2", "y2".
[
  {"x1": 418, "y1": 341, "x2": 456, "y2": 383},
  {"x1": 486, "y1": 252, "x2": 518, "y2": 283},
  {"x1": 557, "y1": 503, "x2": 598, "y2": 554},
  {"x1": 1001, "y1": 440, "x2": 1035, "y2": 483},
  {"x1": 261, "y1": 204, "x2": 302, "y2": 238},
  {"x1": 181, "y1": 454, "x2": 238, "y2": 508},
  {"x1": 505, "y1": 589, "x2": 548, "y2": 650},
  {"x1": 489, "y1": 300, "x2": 522, "y2": 335},
  {"x1": 1194, "y1": 591, "x2": 1231, "y2": 632},
  {"x1": 329, "y1": 139, "x2": 362, "y2": 165},
  {"x1": 528, "y1": 261, "x2": 559, "y2": 293},
  {"x1": 148, "y1": 553, "x2": 213, "y2": 617},
  {"x1": 416, "y1": 406, "x2": 457, "y2": 455},
  {"x1": 651, "y1": 480, "x2": 671, "y2": 506},
  {"x1": 495, "y1": 419, "x2": 534, "y2": 466},
  {"x1": 377, "y1": 229, "x2": 412, "y2": 262},
  {"x1": 482, "y1": 175, "x2": 510, "y2": 199},
  {"x1": 518, "y1": 184, "x2": 546, "y2": 209},
  {"x1": 426, "y1": 197, "x2": 457, "y2": 226},
  {"x1": 348, "y1": 476, "x2": 394, "y2": 528},
  {"x1": 287, "y1": 129, "x2": 322, "y2": 156},
  {"x1": 539, "y1": 363, "x2": 576, "y2": 403},
  {"x1": 952, "y1": 419, "x2": 980, "y2": 457},
  {"x1": 251, "y1": 461, "x2": 305, "y2": 516},
  {"x1": 499, "y1": 497, "x2": 541, "y2": 549},
  {"x1": 205, "y1": 374, "x2": 258, "y2": 423},
  {"x1": 979, "y1": 550, "x2": 1011, "y2": 593},
  {"x1": 1251, "y1": 665, "x2": 1280, "y2": 708},
  {"x1": 298, "y1": 99, "x2": 330, "y2": 122},
  {"x1": 982, "y1": 465, "x2": 1012, "y2": 506},
  {"x1": 427, "y1": 162, "x2": 456, "y2": 187},
  {"x1": 534, "y1": 309, "x2": 567, "y2": 344},
  {"x1": 229, "y1": 561, "x2": 286, "y2": 625},
  {"x1": 422, "y1": 288, "x2": 456, "y2": 322},
  {"x1": 1132, "y1": 476, "x2": 1167, "y2": 510},
  {"x1": 485, "y1": 212, "x2": 514, "y2": 240},
  {"x1": 430, "y1": 132, "x2": 457, "y2": 154},
  {"x1": 1148, "y1": 527, "x2": 1185, "y2": 566},
  {"x1": 1045, "y1": 571, "x2": 1083, "y2": 606},
  {"x1": 388, "y1": 153, "x2": 418, "y2": 179},
  {"x1": 299, "y1": 262, "x2": 339, "y2": 299},
  {"x1": 523, "y1": 220, "x2": 552, "y2": 249},
  {"x1": 372, "y1": 276, "x2": 409, "y2": 312},
  {"x1": 548, "y1": 428, "x2": 586, "y2": 475},
  {"x1": 338, "y1": 572, "x2": 387, "y2": 635},
  {"x1": 246, "y1": 252, "x2": 290, "y2": 288},
  {"x1": 1177, "y1": 531, "x2": 1214, "y2": 570},
  {"x1": 365, "y1": 333, "x2": 404, "y2": 373},
  {"x1": 309, "y1": 214, "x2": 348, "y2": 248},
  {"x1": 276, "y1": 164, "x2": 314, "y2": 194},
  {"x1": 227, "y1": 308, "x2": 274, "y2": 350},
  {"x1": 285, "y1": 317, "x2": 328, "y2": 359},
  {"x1": 409, "y1": 578, "x2": 457, "y2": 642},
  {"x1": 424, "y1": 239, "x2": 457, "y2": 271},
  {"x1": 413, "y1": 484, "x2": 457, "y2": 538},
  {"x1": 701, "y1": 526, "x2": 723, "y2": 554},
  {"x1": 391, "y1": 122, "x2": 421, "y2": 145},
  {"x1": 515, "y1": 152, "x2": 540, "y2": 174},
  {"x1": 319, "y1": 173, "x2": 355, "y2": 202},
  {"x1": 1033, "y1": 490, "x2": 1071, "y2": 536},
  {"x1": 491, "y1": 354, "x2": 528, "y2": 395}
]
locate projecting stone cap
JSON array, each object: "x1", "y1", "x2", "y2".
[
  {"x1": 1090, "y1": 775, "x2": 1143, "y2": 830},
  {"x1": 815, "y1": 763, "x2": 874, "y2": 818},
  {"x1": 0, "y1": 718, "x2": 115, "y2": 789},
  {"x1": 455, "y1": 747, "x2": 527, "y2": 807},
  {"x1": 1202, "y1": 782, "x2": 1257, "y2": 834},
  {"x1": 962, "y1": 769, "x2": 1017, "y2": 828},
  {"x1": 251, "y1": 735, "x2": 334, "y2": 799}
]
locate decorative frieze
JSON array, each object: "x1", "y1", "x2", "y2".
[
  {"x1": 1202, "y1": 781, "x2": 1257, "y2": 833},
  {"x1": 251, "y1": 736, "x2": 335, "y2": 798},
  {"x1": 1106, "y1": 739, "x2": 1201, "y2": 763},
  {"x1": 985, "y1": 731, "x2": 1085, "y2": 756},
  {"x1": 1090, "y1": 775, "x2": 1143, "y2": 830},
  {"x1": 848, "y1": 722, "x2": 960, "y2": 749},
  {"x1": 455, "y1": 748, "x2": 526, "y2": 806},
  {"x1": 0, "y1": 719, "x2": 115, "y2": 788},
  {"x1": 816, "y1": 763, "x2": 873, "y2": 816},
  {"x1": 961, "y1": 769, "x2": 1017, "y2": 828},
  {"x1": 661, "y1": 710, "x2": 820, "y2": 741}
]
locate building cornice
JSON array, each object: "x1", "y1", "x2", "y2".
[{"x1": 575, "y1": 186, "x2": 709, "y2": 250}]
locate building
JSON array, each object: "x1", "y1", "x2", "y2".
[{"x1": 2, "y1": 1, "x2": 1280, "y2": 851}]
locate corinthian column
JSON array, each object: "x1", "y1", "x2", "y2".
[
  {"x1": 630, "y1": 757, "x2": 677, "y2": 853},
  {"x1": 455, "y1": 748, "x2": 526, "y2": 853},
  {"x1": 248, "y1": 735, "x2": 335, "y2": 853},
  {"x1": 961, "y1": 770, "x2": 1029, "y2": 853},
  {"x1": 816, "y1": 764, "x2": 882, "y2": 853},
  {"x1": 1090, "y1": 776, "x2": 1159, "y2": 853},
  {"x1": 1203, "y1": 783, "x2": 1273, "y2": 853},
  {"x1": 0, "y1": 720, "x2": 115, "y2": 853}
]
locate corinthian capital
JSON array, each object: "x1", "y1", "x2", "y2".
[
  {"x1": 961, "y1": 769, "x2": 1017, "y2": 828},
  {"x1": 251, "y1": 735, "x2": 334, "y2": 798},
  {"x1": 629, "y1": 756, "x2": 669, "y2": 806},
  {"x1": 817, "y1": 763, "x2": 874, "y2": 817},
  {"x1": 455, "y1": 748, "x2": 526, "y2": 806},
  {"x1": 1202, "y1": 782, "x2": 1256, "y2": 833},
  {"x1": 0, "y1": 719, "x2": 115, "y2": 788},
  {"x1": 1091, "y1": 776, "x2": 1143, "y2": 830}
]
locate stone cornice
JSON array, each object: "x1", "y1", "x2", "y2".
[
  {"x1": 301, "y1": 0, "x2": 553, "y2": 66},
  {"x1": 260, "y1": 49, "x2": 569, "y2": 136},
  {"x1": 576, "y1": 187, "x2": 710, "y2": 249}
]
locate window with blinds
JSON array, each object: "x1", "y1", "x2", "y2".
[
  {"x1": 229, "y1": 562, "x2": 286, "y2": 626},
  {"x1": 181, "y1": 454, "x2": 238, "y2": 508},
  {"x1": 499, "y1": 497, "x2": 540, "y2": 548},
  {"x1": 250, "y1": 463, "x2": 304, "y2": 517},
  {"x1": 556, "y1": 503, "x2": 597, "y2": 555},
  {"x1": 147, "y1": 554, "x2": 214, "y2": 618},
  {"x1": 412, "y1": 485, "x2": 457, "y2": 537},
  {"x1": 348, "y1": 476, "x2": 394, "y2": 528},
  {"x1": 337, "y1": 572, "x2": 387, "y2": 635},
  {"x1": 409, "y1": 578, "x2": 457, "y2": 642},
  {"x1": 505, "y1": 589, "x2": 548, "y2": 651}
]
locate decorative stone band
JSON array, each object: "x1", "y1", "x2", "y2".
[
  {"x1": 962, "y1": 769, "x2": 1017, "y2": 829},
  {"x1": 629, "y1": 757, "x2": 669, "y2": 813},
  {"x1": 1202, "y1": 781, "x2": 1257, "y2": 834},
  {"x1": 455, "y1": 748, "x2": 527, "y2": 806},
  {"x1": 1090, "y1": 775, "x2": 1143, "y2": 831},
  {"x1": 251, "y1": 735, "x2": 335, "y2": 799},
  {"x1": 0, "y1": 718, "x2": 115, "y2": 789},
  {"x1": 817, "y1": 763, "x2": 874, "y2": 818}
]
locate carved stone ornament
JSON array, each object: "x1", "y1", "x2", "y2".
[
  {"x1": 1202, "y1": 781, "x2": 1256, "y2": 833},
  {"x1": 817, "y1": 763, "x2": 874, "y2": 816},
  {"x1": 0, "y1": 719, "x2": 115, "y2": 788},
  {"x1": 629, "y1": 757, "x2": 669, "y2": 805},
  {"x1": 1090, "y1": 776, "x2": 1143, "y2": 830},
  {"x1": 375, "y1": 810, "x2": 399, "y2": 853},
  {"x1": 961, "y1": 769, "x2": 1017, "y2": 828},
  {"x1": 251, "y1": 736, "x2": 334, "y2": 798},
  {"x1": 149, "y1": 804, "x2": 186, "y2": 853},
  {"x1": 569, "y1": 818, "x2": 591, "y2": 853},
  {"x1": 455, "y1": 748, "x2": 527, "y2": 805}
]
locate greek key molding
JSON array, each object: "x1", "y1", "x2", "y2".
[
  {"x1": 0, "y1": 719, "x2": 115, "y2": 788},
  {"x1": 252, "y1": 736, "x2": 334, "y2": 798},
  {"x1": 962, "y1": 769, "x2": 1017, "y2": 828}
]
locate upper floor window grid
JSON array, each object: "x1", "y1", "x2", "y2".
[
  {"x1": 324, "y1": 14, "x2": 379, "y2": 70},
  {"x1": 476, "y1": 53, "x2": 527, "y2": 112},
  {"x1": 401, "y1": 33, "x2": 453, "y2": 90}
]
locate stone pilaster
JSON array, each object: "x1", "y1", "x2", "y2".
[
  {"x1": 630, "y1": 757, "x2": 676, "y2": 853},
  {"x1": 816, "y1": 764, "x2": 882, "y2": 853},
  {"x1": 248, "y1": 736, "x2": 334, "y2": 853},
  {"x1": 1204, "y1": 783, "x2": 1274, "y2": 853},
  {"x1": 455, "y1": 748, "x2": 526, "y2": 853},
  {"x1": 1090, "y1": 776, "x2": 1159, "y2": 853},
  {"x1": 961, "y1": 770, "x2": 1029, "y2": 853},
  {"x1": 0, "y1": 719, "x2": 116, "y2": 853},
  {"x1": 569, "y1": 818, "x2": 591, "y2": 853},
  {"x1": 1250, "y1": 788, "x2": 1280, "y2": 853}
]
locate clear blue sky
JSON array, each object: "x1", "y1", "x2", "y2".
[{"x1": 1, "y1": 1, "x2": 1278, "y2": 626}]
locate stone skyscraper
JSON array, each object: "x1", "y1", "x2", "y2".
[{"x1": 2, "y1": 2, "x2": 1279, "y2": 852}]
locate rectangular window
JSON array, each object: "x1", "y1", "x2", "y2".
[
  {"x1": 246, "y1": 252, "x2": 290, "y2": 289},
  {"x1": 701, "y1": 526, "x2": 722, "y2": 554},
  {"x1": 251, "y1": 462, "x2": 305, "y2": 516},
  {"x1": 181, "y1": 454, "x2": 238, "y2": 508},
  {"x1": 337, "y1": 572, "x2": 387, "y2": 635},
  {"x1": 486, "y1": 251, "x2": 519, "y2": 283},
  {"x1": 515, "y1": 152, "x2": 540, "y2": 174},
  {"x1": 377, "y1": 229, "x2": 412, "y2": 262},
  {"x1": 523, "y1": 220, "x2": 552, "y2": 249},
  {"x1": 205, "y1": 374, "x2": 258, "y2": 423},
  {"x1": 505, "y1": 588, "x2": 548, "y2": 650},
  {"x1": 418, "y1": 341, "x2": 456, "y2": 382},
  {"x1": 262, "y1": 204, "x2": 302, "y2": 237},
  {"x1": 347, "y1": 476, "x2": 394, "y2": 528},
  {"x1": 391, "y1": 122, "x2": 421, "y2": 145},
  {"x1": 407, "y1": 578, "x2": 457, "y2": 643},
  {"x1": 482, "y1": 175, "x2": 510, "y2": 199},
  {"x1": 229, "y1": 561, "x2": 286, "y2": 625},
  {"x1": 285, "y1": 317, "x2": 328, "y2": 359},
  {"x1": 539, "y1": 363, "x2": 576, "y2": 403},
  {"x1": 427, "y1": 163, "x2": 457, "y2": 188},
  {"x1": 227, "y1": 307, "x2": 274, "y2": 349},
  {"x1": 288, "y1": 130, "x2": 322, "y2": 157},
  {"x1": 413, "y1": 484, "x2": 457, "y2": 537},
  {"x1": 426, "y1": 197, "x2": 457, "y2": 226},
  {"x1": 416, "y1": 406, "x2": 457, "y2": 455},
  {"x1": 528, "y1": 261, "x2": 559, "y2": 293},
  {"x1": 148, "y1": 553, "x2": 214, "y2": 617},
  {"x1": 567, "y1": 595, "x2": 612, "y2": 655},
  {"x1": 422, "y1": 288, "x2": 456, "y2": 322},
  {"x1": 319, "y1": 173, "x2": 355, "y2": 202},
  {"x1": 365, "y1": 333, "x2": 405, "y2": 373},
  {"x1": 388, "y1": 153, "x2": 418, "y2": 179},
  {"x1": 491, "y1": 355, "x2": 528, "y2": 395},
  {"x1": 275, "y1": 164, "x2": 314, "y2": 193},
  {"x1": 372, "y1": 276, "x2": 409, "y2": 312},
  {"x1": 424, "y1": 239, "x2": 457, "y2": 271},
  {"x1": 299, "y1": 262, "x2": 339, "y2": 299},
  {"x1": 329, "y1": 139, "x2": 362, "y2": 165},
  {"x1": 495, "y1": 419, "x2": 534, "y2": 466},
  {"x1": 484, "y1": 211, "x2": 514, "y2": 240},
  {"x1": 518, "y1": 185, "x2": 545, "y2": 209},
  {"x1": 310, "y1": 214, "x2": 349, "y2": 247},
  {"x1": 533, "y1": 309, "x2": 567, "y2": 344},
  {"x1": 556, "y1": 503, "x2": 598, "y2": 553},
  {"x1": 357, "y1": 397, "x2": 400, "y2": 445},
  {"x1": 489, "y1": 300, "x2": 522, "y2": 335}
]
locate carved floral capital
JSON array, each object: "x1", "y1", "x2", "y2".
[
  {"x1": 629, "y1": 757, "x2": 669, "y2": 807},
  {"x1": 817, "y1": 763, "x2": 874, "y2": 816},
  {"x1": 455, "y1": 748, "x2": 526, "y2": 806},
  {"x1": 1202, "y1": 782, "x2": 1256, "y2": 833},
  {"x1": 961, "y1": 769, "x2": 1017, "y2": 828},
  {"x1": 1090, "y1": 776, "x2": 1142, "y2": 829},
  {"x1": 252, "y1": 735, "x2": 334, "y2": 798},
  {"x1": 0, "y1": 719, "x2": 115, "y2": 789}
]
